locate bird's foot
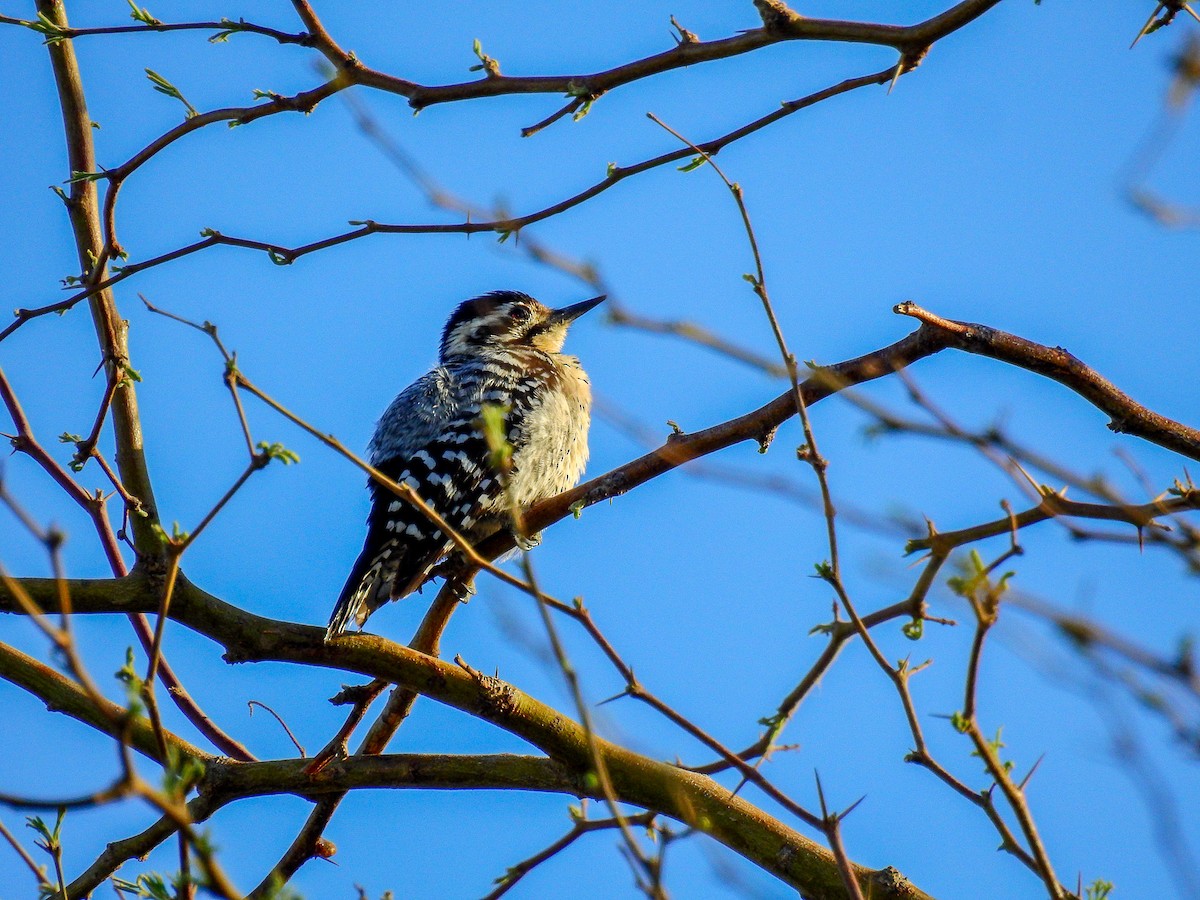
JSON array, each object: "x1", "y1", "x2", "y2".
[{"x1": 512, "y1": 528, "x2": 542, "y2": 551}]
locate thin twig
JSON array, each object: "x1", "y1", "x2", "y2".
[
  {"x1": 0, "y1": 816, "x2": 50, "y2": 890},
  {"x1": 518, "y1": 555, "x2": 656, "y2": 884},
  {"x1": 247, "y1": 701, "x2": 306, "y2": 757},
  {"x1": 484, "y1": 808, "x2": 657, "y2": 900}
]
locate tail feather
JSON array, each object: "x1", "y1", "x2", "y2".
[{"x1": 326, "y1": 539, "x2": 402, "y2": 640}]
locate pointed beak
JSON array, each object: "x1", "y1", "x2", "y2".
[{"x1": 548, "y1": 295, "x2": 605, "y2": 327}]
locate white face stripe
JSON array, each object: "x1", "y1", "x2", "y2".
[
  {"x1": 442, "y1": 308, "x2": 511, "y2": 358},
  {"x1": 441, "y1": 299, "x2": 558, "y2": 358}
]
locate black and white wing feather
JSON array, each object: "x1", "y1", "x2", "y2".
[{"x1": 326, "y1": 365, "x2": 503, "y2": 638}]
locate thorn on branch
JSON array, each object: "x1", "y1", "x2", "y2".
[
  {"x1": 1131, "y1": 2, "x2": 1190, "y2": 48},
  {"x1": 889, "y1": 43, "x2": 931, "y2": 93},
  {"x1": 670, "y1": 15, "x2": 699, "y2": 44},
  {"x1": 455, "y1": 655, "x2": 518, "y2": 717}
]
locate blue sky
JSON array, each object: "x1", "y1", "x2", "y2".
[{"x1": 1, "y1": 2, "x2": 1198, "y2": 898}]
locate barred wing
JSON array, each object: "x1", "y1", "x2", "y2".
[{"x1": 326, "y1": 418, "x2": 501, "y2": 638}]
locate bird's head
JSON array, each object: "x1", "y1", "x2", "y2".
[{"x1": 439, "y1": 291, "x2": 604, "y2": 361}]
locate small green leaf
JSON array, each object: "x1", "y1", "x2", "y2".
[
  {"x1": 114, "y1": 646, "x2": 144, "y2": 713},
  {"x1": 606, "y1": 162, "x2": 618, "y2": 178},
  {"x1": 151, "y1": 521, "x2": 189, "y2": 545},
  {"x1": 968, "y1": 726, "x2": 1010, "y2": 775},
  {"x1": 479, "y1": 403, "x2": 513, "y2": 472},
  {"x1": 572, "y1": 98, "x2": 594, "y2": 121},
  {"x1": 569, "y1": 499, "x2": 586, "y2": 519},
  {"x1": 469, "y1": 38, "x2": 500, "y2": 76},
  {"x1": 901, "y1": 617, "x2": 924, "y2": 641},
  {"x1": 127, "y1": 0, "x2": 162, "y2": 26},
  {"x1": 113, "y1": 871, "x2": 172, "y2": 900},
  {"x1": 161, "y1": 745, "x2": 206, "y2": 799},
  {"x1": 757, "y1": 712, "x2": 785, "y2": 742},
  {"x1": 677, "y1": 155, "x2": 707, "y2": 173},
  {"x1": 25, "y1": 12, "x2": 70, "y2": 44},
  {"x1": 26, "y1": 806, "x2": 66, "y2": 853},
  {"x1": 144, "y1": 68, "x2": 198, "y2": 118},
  {"x1": 208, "y1": 20, "x2": 242, "y2": 43},
  {"x1": 256, "y1": 441, "x2": 300, "y2": 465}
]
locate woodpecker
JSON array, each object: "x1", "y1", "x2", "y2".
[{"x1": 327, "y1": 290, "x2": 602, "y2": 639}]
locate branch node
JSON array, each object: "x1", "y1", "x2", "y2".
[
  {"x1": 670, "y1": 15, "x2": 699, "y2": 44},
  {"x1": 753, "y1": 0, "x2": 804, "y2": 33},
  {"x1": 872, "y1": 866, "x2": 915, "y2": 893}
]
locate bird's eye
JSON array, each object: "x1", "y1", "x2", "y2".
[{"x1": 509, "y1": 305, "x2": 532, "y2": 324}]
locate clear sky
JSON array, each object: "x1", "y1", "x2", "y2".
[{"x1": 1, "y1": 2, "x2": 1198, "y2": 898}]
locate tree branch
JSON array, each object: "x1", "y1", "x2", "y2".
[
  {"x1": 0, "y1": 575, "x2": 929, "y2": 900},
  {"x1": 0, "y1": 640, "x2": 205, "y2": 765},
  {"x1": 896, "y1": 301, "x2": 1200, "y2": 461}
]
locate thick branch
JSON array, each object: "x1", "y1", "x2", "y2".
[
  {"x1": 0, "y1": 575, "x2": 928, "y2": 900},
  {"x1": 507, "y1": 303, "x2": 1200, "y2": 558},
  {"x1": 0, "y1": 640, "x2": 205, "y2": 765},
  {"x1": 200, "y1": 753, "x2": 579, "y2": 805},
  {"x1": 896, "y1": 302, "x2": 1200, "y2": 461},
  {"x1": 494, "y1": 323, "x2": 950, "y2": 551},
  {"x1": 37, "y1": 0, "x2": 161, "y2": 556}
]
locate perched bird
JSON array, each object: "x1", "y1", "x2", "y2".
[{"x1": 327, "y1": 290, "x2": 602, "y2": 639}]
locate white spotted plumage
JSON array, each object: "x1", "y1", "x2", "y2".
[{"x1": 326, "y1": 291, "x2": 601, "y2": 639}]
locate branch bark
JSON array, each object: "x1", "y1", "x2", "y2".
[
  {"x1": 0, "y1": 640, "x2": 205, "y2": 765},
  {"x1": 37, "y1": 0, "x2": 162, "y2": 558},
  {"x1": 0, "y1": 575, "x2": 928, "y2": 900},
  {"x1": 896, "y1": 302, "x2": 1200, "y2": 460}
]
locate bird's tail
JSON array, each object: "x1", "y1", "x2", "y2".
[{"x1": 326, "y1": 539, "x2": 401, "y2": 640}]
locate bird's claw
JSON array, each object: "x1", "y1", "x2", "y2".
[{"x1": 512, "y1": 529, "x2": 542, "y2": 551}]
